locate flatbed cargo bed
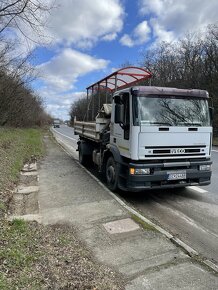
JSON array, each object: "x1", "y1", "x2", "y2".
[
  {"x1": 74, "y1": 119, "x2": 110, "y2": 142},
  {"x1": 74, "y1": 104, "x2": 112, "y2": 141}
]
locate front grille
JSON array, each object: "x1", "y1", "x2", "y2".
[
  {"x1": 145, "y1": 145, "x2": 207, "y2": 149},
  {"x1": 145, "y1": 153, "x2": 205, "y2": 157},
  {"x1": 145, "y1": 145, "x2": 206, "y2": 157},
  {"x1": 153, "y1": 148, "x2": 201, "y2": 154}
]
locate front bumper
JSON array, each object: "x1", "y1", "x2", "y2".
[{"x1": 123, "y1": 159, "x2": 212, "y2": 191}]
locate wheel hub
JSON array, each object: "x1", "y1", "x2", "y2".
[{"x1": 107, "y1": 165, "x2": 115, "y2": 183}]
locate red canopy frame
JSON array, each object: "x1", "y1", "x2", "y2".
[
  {"x1": 84, "y1": 67, "x2": 152, "y2": 120},
  {"x1": 86, "y1": 66, "x2": 152, "y2": 92}
]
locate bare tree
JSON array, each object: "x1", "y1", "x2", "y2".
[
  {"x1": 140, "y1": 24, "x2": 218, "y2": 135},
  {"x1": 69, "y1": 97, "x2": 87, "y2": 125},
  {"x1": 0, "y1": 0, "x2": 54, "y2": 128},
  {"x1": 0, "y1": 0, "x2": 53, "y2": 40}
]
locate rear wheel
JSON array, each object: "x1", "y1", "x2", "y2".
[
  {"x1": 78, "y1": 144, "x2": 92, "y2": 166},
  {"x1": 106, "y1": 156, "x2": 119, "y2": 191},
  {"x1": 79, "y1": 147, "x2": 88, "y2": 166}
]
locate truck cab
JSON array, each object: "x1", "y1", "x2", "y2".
[{"x1": 109, "y1": 86, "x2": 212, "y2": 191}]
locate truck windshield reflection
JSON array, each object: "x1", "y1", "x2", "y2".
[{"x1": 134, "y1": 95, "x2": 210, "y2": 126}]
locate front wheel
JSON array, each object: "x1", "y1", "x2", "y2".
[{"x1": 106, "y1": 157, "x2": 119, "y2": 191}]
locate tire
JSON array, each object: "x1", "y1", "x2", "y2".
[
  {"x1": 79, "y1": 146, "x2": 92, "y2": 166},
  {"x1": 106, "y1": 156, "x2": 119, "y2": 191},
  {"x1": 79, "y1": 147, "x2": 87, "y2": 166}
]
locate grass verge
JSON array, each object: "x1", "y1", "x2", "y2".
[
  {"x1": 131, "y1": 214, "x2": 157, "y2": 231},
  {"x1": 0, "y1": 128, "x2": 44, "y2": 216}
]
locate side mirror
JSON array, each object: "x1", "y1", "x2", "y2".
[
  {"x1": 115, "y1": 104, "x2": 124, "y2": 124},
  {"x1": 209, "y1": 107, "x2": 214, "y2": 123},
  {"x1": 114, "y1": 94, "x2": 124, "y2": 104}
]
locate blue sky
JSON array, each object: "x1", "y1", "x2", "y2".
[{"x1": 11, "y1": 0, "x2": 218, "y2": 120}]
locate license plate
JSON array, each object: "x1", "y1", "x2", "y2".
[{"x1": 167, "y1": 171, "x2": 186, "y2": 180}]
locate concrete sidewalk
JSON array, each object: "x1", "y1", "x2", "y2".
[{"x1": 38, "y1": 135, "x2": 218, "y2": 289}]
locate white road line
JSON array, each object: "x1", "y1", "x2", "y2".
[
  {"x1": 52, "y1": 128, "x2": 78, "y2": 141},
  {"x1": 212, "y1": 149, "x2": 218, "y2": 153},
  {"x1": 187, "y1": 186, "x2": 208, "y2": 193}
]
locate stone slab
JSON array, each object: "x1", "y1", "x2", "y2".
[
  {"x1": 103, "y1": 218, "x2": 140, "y2": 234},
  {"x1": 40, "y1": 199, "x2": 127, "y2": 226},
  {"x1": 15, "y1": 186, "x2": 39, "y2": 195},
  {"x1": 24, "y1": 191, "x2": 39, "y2": 214},
  {"x1": 80, "y1": 225, "x2": 187, "y2": 276},
  {"x1": 22, "y1": 163, "x2": 37, "y2": 172},
  {"x1": 126, "y1": 262, "x2": 218, "y2": 290},
  {"x1": 20, "y1": 171, "x2": 38, "y2": 176},
  {"x1": 8, "y1": 214, "x2": 42, "y2": 223}
]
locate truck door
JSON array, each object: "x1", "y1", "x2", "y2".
[{"x1": 110, "y1": 92, "x2": 130, "y2": 158}]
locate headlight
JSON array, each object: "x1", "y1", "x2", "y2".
[
  {"x1": 199, "y1": 165, "x2": 211, "y2": 171},
  {"x1": 129, "y1": 168, "x2": 150, "y2": 175}
]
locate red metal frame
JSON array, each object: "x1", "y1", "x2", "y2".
[
  {"x1": 86, "y1": 66, "x2": 152, "y2": 93},
  {"x1": 84, "y1": 67, "x2": 152, "y2": 121}
]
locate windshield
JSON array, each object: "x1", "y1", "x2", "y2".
[{"x1": 133, "y1": 95, "x2": 210, "y2": 126}]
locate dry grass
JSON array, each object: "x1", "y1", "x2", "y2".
[
  {"x1": 0, "y1": 220, "x2": 124, "y2": 289},
  {"x1": 0, "y1": 128, "x2": 44, "y2": 216}
]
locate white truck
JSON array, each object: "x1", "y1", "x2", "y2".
[
  {"x1": 53, "y1": 119, "x2": 61, "y2": 128},
  {"x1": 74, "y1": 67, "x2": 213, "y2": 191}
]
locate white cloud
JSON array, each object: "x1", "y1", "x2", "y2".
[
  {"x1": 4, "y1": 0, "x2": 124, "y2": 55},
  {"x1": 102, "y1": 33, "x2": 118, "y2": 41},
  {"x1": 120, "y1": 20, "x2": 151, "y2": 47},
  {"x1": 120, "y1": 34, "x2": 134, "y2": 47},
  {"x1": 134, "y1": 21, "x2": 151, "y2": 43},
  {"x1": 36, "y1": 48, "x2": 109, "y2": 119},
  {"x1": 139, "y1": 0, "x2": 218, "y2": 43},
  {"x1": 47, "y1": 0, "x2": 124, "y2": 48},
  {"x1": 39, "y1": 88, "x2": 86, "y2": 120},
  {"x1": 150, "y1": 19, "x2": 175, "y2": 43},
  {"x1": 37, "y1": 48, "x2": 109, "y2": 91}
]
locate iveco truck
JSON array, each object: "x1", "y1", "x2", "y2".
[{"x1": 74, "y1": 67, "x2": 213, "y2": 191}]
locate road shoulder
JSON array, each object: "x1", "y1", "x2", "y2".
[{"x1": 41, "y1": 131, "x2": 218, "y2": 289}]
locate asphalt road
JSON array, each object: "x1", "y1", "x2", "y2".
[{"x1": 52, "y1": 125, "x2": 218, "y2": 266}]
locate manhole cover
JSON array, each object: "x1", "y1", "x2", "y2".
[{"x1": 103, "y1": 218, "x2": 140, "y2": 234}]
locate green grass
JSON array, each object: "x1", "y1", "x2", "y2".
[
  {"x1": 0, "y1": 128, "x2": 44, "y2": 191},
  {"x1": 131, "y1": 214, "x2": 157, "y2": 231},
  {"x1": 0, "y1": 219, "x2": 42, "y2": 289}
]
